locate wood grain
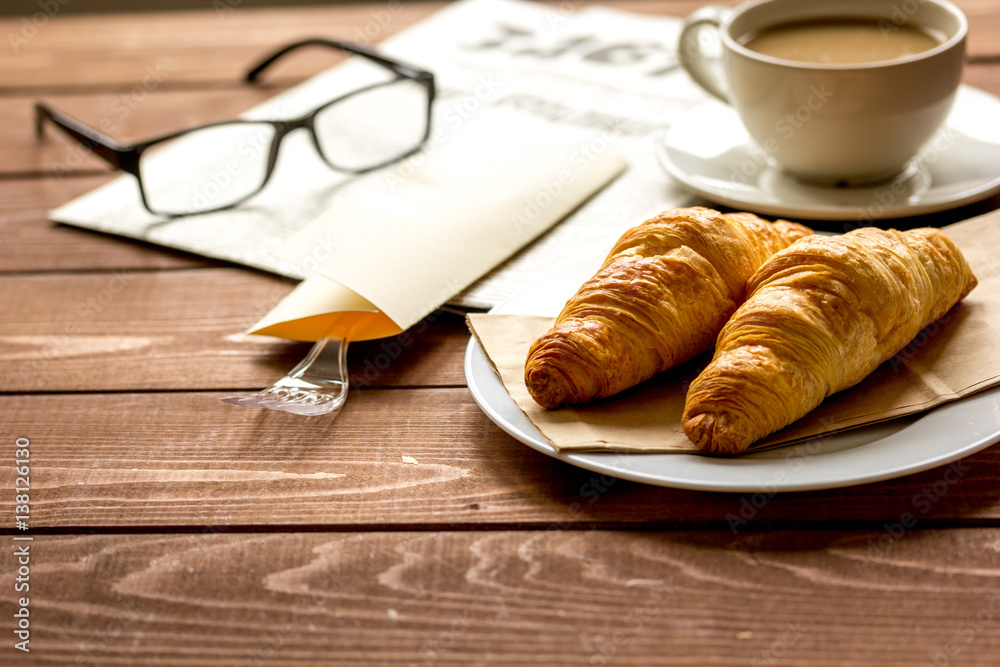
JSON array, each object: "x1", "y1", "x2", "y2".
[
  {"x1": 0, "y1": 269, "x2": 470, "y2": 392},
  {"x1": 2, "y1": 389, "x2": 999, "y2": 529},
  {"x1": 2, "y1": 529, "x2": 1000, "y2": 665},
  {"x1": 8, "y1": 89, "x2": 288, "y2": 175},
  {"x1": 4, "y1": 3, "x2": 1000, "y2": 665},
  {"x1": 0, "y1": 1, "x2": 683, "y2": 90},
  {"x1": 0, "y1": 176, "x2": 219, "y2": 273},
  {"x1": 0, "y1": 4, "x2": 446, "y2": 90},
  {"x1": 1, "y1": 1, "x2": 996, "y2": 92}
]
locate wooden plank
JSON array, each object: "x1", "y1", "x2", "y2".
[
  {"x1": 2, "y1": 1, "x2": 995, "y2": 92},
  {"x1": 9, "y1": 88, "x2": 289, "y2": 176},
  {"x1": 2, "y1": 389, "x2": 1000, "y2": 528},
  {"x1": 958, "y1": 0, "x2": 1000, "y2": 59},
  {"x1": 0, "y1": 176, "x2": 217, "y2": 272},
  {"x1": 2, "y1": 4, "x2": 999, "y2": 665},
  {"x1": 0, "y1": 269, "x2": 470, "y2": 392},
  {"x1": 2, "y1": 529, "x2": 1000, "y2": 665},
  {"x1": 0, "y1": 3, "x2": 449, "y2": 90},
  {"x1": 961, "y1": 62, "x2": 1000, "y2": 94}
]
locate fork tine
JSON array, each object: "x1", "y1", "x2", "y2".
[
  {"x1": 219, "y1": 334, "x2": 350, "y2": 416},
  {"x1": 221, "y1": 312, "x2": 381, "y2": 416}
]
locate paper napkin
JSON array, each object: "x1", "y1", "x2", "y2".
[{"x1": 467, "y1": 208, "x2": 1000, "y2": 454}]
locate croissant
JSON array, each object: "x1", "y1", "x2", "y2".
[
  {"x1": 682, "y1": 226, "x2": 978, "y2": 455},
  {"x1": 524, "y1": 207, "x2": 812, "y2": 408}
]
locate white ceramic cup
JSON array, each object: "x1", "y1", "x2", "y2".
[{"x1": 678, "y1": 0, "x2": 967, "y2": 185}]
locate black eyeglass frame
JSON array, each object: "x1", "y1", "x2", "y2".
[{"x1": 35, "y1": 38, "x2": 436, "y2": 217}]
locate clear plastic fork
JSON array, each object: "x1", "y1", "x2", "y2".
[
  {"x1": 220, "y1": 313, "x2": 375, "y2": 417},
  {"x1": 219, "y1": 334, "x2": 351, "y2": 416}
]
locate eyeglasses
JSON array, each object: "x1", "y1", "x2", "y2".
[{"x1": 35, "y1": 38, "x2": 436, "y2": 217}]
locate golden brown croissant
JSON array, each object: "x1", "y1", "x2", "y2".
[
  {"x1": 524, "y1": 207, "x2": 812, "y2": 408},
  {"x1": 682, "y1": 226, "x2": 978, "y2": 455}
]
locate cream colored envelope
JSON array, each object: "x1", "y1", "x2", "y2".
[{"x1": 250, "y1": 107, "x2": 626, "y2": 342}]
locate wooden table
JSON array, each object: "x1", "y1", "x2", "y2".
[{"x1": 3, "y1": 1, "x2": 1000, "y2": 664}]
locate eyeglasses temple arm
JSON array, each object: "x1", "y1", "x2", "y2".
[
  {"x1": 244, "y1": 38, "x2": 433, "y2": 84},
  {"x1": 34, "y1": 102, "x2": 131, "y2": 170}
]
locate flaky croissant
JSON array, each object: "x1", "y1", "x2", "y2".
[
  {"x1": 682, "y1": 226, "x2": 978, "y2": 455},
  {"x1": 524, "y1": 207, "x2": 812, "y2": 408}
]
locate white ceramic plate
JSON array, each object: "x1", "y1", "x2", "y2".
[
  {"x1": 658, "y1": 85, "x2": 1000, "y2": 221},
  {"x1": 464, "y1": 258, "x2": 1000, "y2": 492}
]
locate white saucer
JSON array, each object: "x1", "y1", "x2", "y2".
[{"x1": 658, "y1": 85, "x2": 1000, "y2": 221}]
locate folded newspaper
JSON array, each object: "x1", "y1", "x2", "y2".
[{"x1": 51, "y1": 0, "x2": 707, "y2": 336}]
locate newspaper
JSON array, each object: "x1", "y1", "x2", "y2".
[
  {"x1": 51, "y1": 0, "x2": 709, "y2": 310},
  {"x1": 382, "y1": 0, "x2": 709, "y2": 308}
]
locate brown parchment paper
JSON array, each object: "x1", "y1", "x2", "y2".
[{"x1": 466, "y1": 209, "x2": 1000, "y2": 454}]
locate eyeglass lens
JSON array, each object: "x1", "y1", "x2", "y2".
[
  {"x1": 313, "y1": 78, "x2": 430, "y2": 172},
  {"x1": 139, "y1": 122, "x2": 276, "y2": 216},
  {"x1": 136, "y1": 77, "x2": 430, "y2": 216}
]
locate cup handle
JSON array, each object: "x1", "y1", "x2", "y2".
[{"x1": 678, "y1": 5, "x2": 731, "y2": 103}]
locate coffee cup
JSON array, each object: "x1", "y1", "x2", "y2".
[{"x1": 677, "y1": 0, "x2": 967, "y2": 185}]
